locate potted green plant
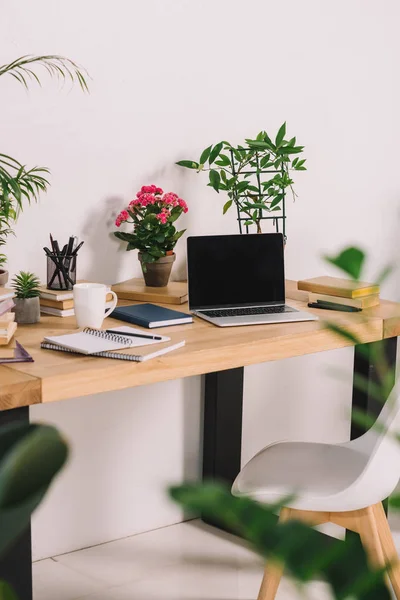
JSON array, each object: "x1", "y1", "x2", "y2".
[
  {"x1": 176, "y1": 123, "x2": 306, "y2": 237},
  {"x1": 12, "y1": 271, "x2": 41, "y2": 324},
  {"x1": 113, "y1": 185, "x2": 188, "y2": 287},
  {"x1": 0, "y1": 55, "x2": 89, "y2": 278}
]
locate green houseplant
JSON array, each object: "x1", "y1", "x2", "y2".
[
  {"x1": 0, "y1": 55, "x2": 89, "y2": 285},
  {"x1": 176, "y1": 123, "x2": 306, "y2": 237},
  {"x1": 0, "y1": 421, "x2": 68, "y2": 598},
  {"x1": 170, "y1": 247, "x2": 397, "y2": 600},
  {"x1": 11, "y1": 271, "x2": 41, "y2": 324},
  {"x1": 114, "y1": 185, "x2": 188, "y2": 286}
]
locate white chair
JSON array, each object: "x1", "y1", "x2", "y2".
[{"x1": 232, "y1": 388, "x2": 400, "y2": 599}]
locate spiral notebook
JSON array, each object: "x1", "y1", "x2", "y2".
[{"x1": 41, "y1": 327, "x2": 185, "y2": 362}]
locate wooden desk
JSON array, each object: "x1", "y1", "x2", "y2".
[{"x1": 1, "y1": 280, "x2": 399, "y2": 600}]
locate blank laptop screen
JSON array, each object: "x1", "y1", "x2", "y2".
[{"x1": 187, "y1": 233, "x2": 285, "y2": 310}]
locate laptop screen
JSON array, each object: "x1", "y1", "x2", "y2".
[{"x1": 187, "y1": 233, "x2": 285, "y2": 310}]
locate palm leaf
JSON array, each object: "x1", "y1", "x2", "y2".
[{"x1": 0, "y1": 55, "x2": 90, "y2": 92}]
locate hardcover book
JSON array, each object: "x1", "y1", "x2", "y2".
[
  {"x1": 298, "y1": 276, "x2": 380, "y2": 299},
  {"x1": 110, "y1": 303, "x2": 193, "y2": 329}
]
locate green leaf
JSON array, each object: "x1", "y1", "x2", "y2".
[
  {"x1": 169, "y1": 482, "x2": 390, "y2": 599},
  {"x1": 236, "y1": 180, "x2": 250, "y2": 193},
  {"x1": 275, "y1": 122, "x2": 286, "y2": 147},
  {"x1": 260, "y1": 154, "x2": 271, "y2": 168},
  {"x1": 175, "y1": 160, "x2": 199, "y2": 169},
  {"x1": 326, "y1": 322, "x2": 362, "y2": 346},
  {"x1": 374, "y1": 264, "x2": 395, "y2": 286},
  {"x1": 270, "y1": 194, "x2": 284, "y2": 209},
  {"x1": 199, "y1": 145, "x2": 212, "y2": 165},
  {"x1": 214, "y1": 154, "x2": 231, "y2": 167},
  {"x1": 209, "y1": 169, "x2": 220, "y2": 192},
  {"x1": 277, "y1": 146, "x2": 304, "y2": 155},
  {"x1": 0, "y1": 581, "x2": 18, "y2": 600},
  {"x1": 325, "y1": 246, "x2": 366, "y2": 280},
  {"x1": 243, "y1": 202, "x2": 267, "y2": 210},
  {"x1": 223, "y1": 199, "x2": 233, "y2": 214},
  {"x1": 0, "y1": 423, "x2": 68, "y2": 555},
  {"x1": 209, "y1": 143, "x2": 223, "y2": 164},
  {"x1": 245, "y1": 140, "x2": 272, "y2": 150}
]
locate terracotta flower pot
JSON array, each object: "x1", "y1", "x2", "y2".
[
  {"x1": 0, "y1": 269, "x2": 9, "y2": 288},
  {"x1": 14, "y1": 297, "x2": 40, "y2": 324},
  {"x1": 138, "y1": 253, "x2": 176, "y2": 287}
]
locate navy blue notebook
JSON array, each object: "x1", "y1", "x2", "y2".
[{"x1": 111, "y1": 303, "x2": 193, "y2": 329}]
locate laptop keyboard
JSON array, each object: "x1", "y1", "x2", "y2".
[{"x1": 200, "y1": 305, "x2": 296, "y2": 318}]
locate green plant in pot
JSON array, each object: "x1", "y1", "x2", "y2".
[
  {"x1": 114, "y1": 185, "x2": 188, "y2": 287},
  {"x1": 12, "y1": 271, "x2": 41, "y2": 324},
  {"x1": 0, "y1": 55, "x2": 89, "y2": 284},
  {"x1": 176, "y1": 123, "x2": 306, "y2": 238}
]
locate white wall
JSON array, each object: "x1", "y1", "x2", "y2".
[{"x1": 2, "y1": 0, "x2": 400, "y2": 560}]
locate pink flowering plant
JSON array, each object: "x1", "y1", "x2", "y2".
[{"x1": 114, "y1": 185, "x2": 188, "y2": 266}]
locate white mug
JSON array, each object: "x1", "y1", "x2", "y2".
[{"x1": 73, "y1": 283, "x2": 118, "y2": 329}]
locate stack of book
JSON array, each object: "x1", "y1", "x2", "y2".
[
  {"x1": 39, "y1": 283, "x2": 114, "y2": 317},
  {"x1": 298, "y1": 276, "x2": 380, "y2": 309},
  {"x1": 0, "y1": 288, "x2": 17, "y2": 359}
]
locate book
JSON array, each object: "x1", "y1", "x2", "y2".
[
  {"x1": 308, "y1": 292, "x2": 380, "y2": 309},
  {"x1": 43, "y1": 327, "x2": 135, "y2": 355},
  {"x1": 110, "y1": 303, "x2": 193, "y2": 329},
  {"x1": 39, "y1": 282, "x2": 111, "y2": 302},
  {"x1": 0, "y1": 298, "x2": 15, "y2": 317},
  {"x1": 0, "y1": 288, "x2": 14, "y2": 301},
  {"x1": 0, "y1": 321, "x2": 17, "y2": 345},
  {"x1": 298, "y1": 276, "x2": 380, "y2": 299},
  {"x1": 41, "y1": 339, "x2": 185, "y2": 362},
  {"x1": 40, "y1": 293, "x2": 114, "y2": 310},
  {"x1": 41, "y1": 300, "x2": 114, "y2": 318},
  {"x1": 40, "y1": 306, "x2": 75, "y2": 318},
  {"x1": 0, "y1": 312, "x2": 15, "y2": 328},
  {"x1": 0, "y1": 341, "x2": 33, "y2": 364},
  {"x1": 112, "y1": 278, "x2": 188, "y2": 305},
  {"x1": 40, "y1": 298, "x2": 75, "y2": 310},
  {"x1": 0, "y1": 339, "x2": 16, "y2": 359}
]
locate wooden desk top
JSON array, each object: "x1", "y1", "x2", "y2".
[{"x1": 1, "y1": 281, "x2": 400, "y2": 410}]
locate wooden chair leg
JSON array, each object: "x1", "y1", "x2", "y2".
[
  {"x1": 257, "y1": 507, "x2": 292, "y2": 600},
  {"x1": 373, "y1": 502, "x2": 400, "y2": 599},
  {"x1": 354, "y1": 506, "x2": 386, "y2": 570}
]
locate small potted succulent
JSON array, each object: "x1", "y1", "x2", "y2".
[
  {"x1": 11, "y1": 271, "x2": 41, "y2": 324},
  {"x1": 114, "y1": 185, "x2": 188, "y2": 287}
]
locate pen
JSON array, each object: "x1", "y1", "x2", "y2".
[
  {"x1": 308, "y1": 302, "x2": 361, "y2": 313},
  {"x1": 106, "y1": 330, "x2": 163, "y2": 341}
]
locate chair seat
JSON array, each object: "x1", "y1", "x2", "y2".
[{"x1": 232, "y1": 440, "x2": 369, "y2": 511}]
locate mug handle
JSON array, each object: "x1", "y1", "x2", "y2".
[{"x1": 104, "y1": 290, "x2": 118, "y2": 319}]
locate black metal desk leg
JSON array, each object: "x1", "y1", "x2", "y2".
[
  {"x1": 351, "y1": 337, "x2": 397, "y2": 521},
  {"x1": 0, "y1": 406, "x2": 32, "y2": 600},
  {"x1": 351, "y1": 338, "x2": 397, "y2": 440},
  {"x1": 202, "y1": 367, "x2": 244, "y2": 529}
]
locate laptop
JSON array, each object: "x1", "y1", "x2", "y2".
[{"x1": 187, "y1": 233, "x2": 318, "y2": 327}]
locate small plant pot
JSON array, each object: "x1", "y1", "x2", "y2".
[
  {"x1": 0, "y1": 269, "x2": 9, "y2": 288},
  {"x1": 14, "y1": 297, "x2": 40, "y2": 324},
  {"x1": 138, "y1": 252, "x2": 176, "y2": 287}
]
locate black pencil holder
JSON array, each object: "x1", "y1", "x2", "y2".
[{"x1": 46, "y1": 254, "x2": 77, "y2": 290}]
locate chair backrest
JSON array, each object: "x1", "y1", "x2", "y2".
[{"x1": 349, "y1": 385, "x2": 400, "y2": 501}]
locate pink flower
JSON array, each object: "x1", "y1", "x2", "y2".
[
  {"x1": 136, "y1": 192, "x2": 157, "y2": 207},
  {"x1": 115, "y1": 209, "x2": 129, "y2": 227},
  {"x1": 162, "y1": 192, "x2": 178, "y2": 206},
  {"x1": 156, "y1": 213, "x2": 168, "y2": 224},
  {"x1": 178, "y1": 198, "x2": 188, "y2": 213},
  {"x1": 139, "y1": 185, "x2": 164, "y2": 195}
]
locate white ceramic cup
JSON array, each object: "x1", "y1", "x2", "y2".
[{"x1": 73, "y1": 283, "x2": 118, "y2": 329}]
